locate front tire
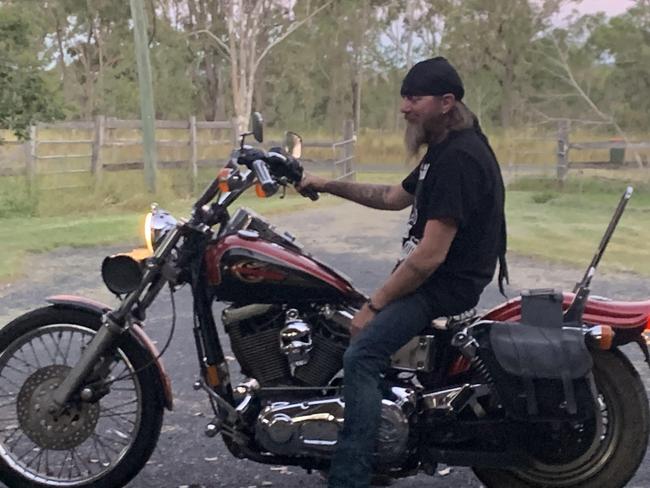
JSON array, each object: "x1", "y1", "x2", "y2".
[
  {"x1": 474, "y1": 349, "x2": 649, "y2": 488},
  {"x1": 0, "y1": 306, "x2": 165, "y2": 488}
]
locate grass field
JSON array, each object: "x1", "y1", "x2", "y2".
[
  {"x1": 0, "y1": 187, "x2": 340, "y2": 282},
  {"x1": 505, "y1": 182, "x2": 650, "y2": 275},
  {"x1": 1, "y1": 166, "x2": 650, "y2": 282}
]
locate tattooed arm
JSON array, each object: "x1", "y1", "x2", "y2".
[
  {"x1": 350, "y1": 218, "x2": 457, "y2": 336},
  {"x1": 297, "y1": 172, "x2": 413, "y2": 210}
]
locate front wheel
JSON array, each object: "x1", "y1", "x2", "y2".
[
  {"x1": 474, "y1": 349, "x2": 649, "y2": 488},
  {"x1": 0, "y1": 306, "x2": 165, "y2": 488}
]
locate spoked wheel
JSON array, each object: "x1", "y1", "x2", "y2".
[
  {"x1": 474, "y1": 349, "x2": 649, "y2": 488},
  {"x1": 0, "y1": 307, "x2": 165, "y2": 488}
]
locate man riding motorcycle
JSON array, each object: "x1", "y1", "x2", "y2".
[{"x1": 298, "y1": 56, "x2": 508, "y2": 488}]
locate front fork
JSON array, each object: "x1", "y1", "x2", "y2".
[
  {"x1": 51, "y1": 227, "x2": 182, "y2": 409},
  {"x1": 51, "y1": 317, "x2": 123, "y2": 407},
  {"x1": 190, "y1": 265, "x2": 234, "y2": 408}
]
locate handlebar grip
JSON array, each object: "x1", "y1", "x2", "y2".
[
  {"x1": 304, "y1": 188, "x2": 319, "y2": 201},
  {"x1": 252, "y1": 159, "x2": 278, "y2": 196}
]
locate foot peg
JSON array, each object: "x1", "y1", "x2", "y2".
[{"x1": 205, "y1": 418, "x2": 223, "y2": 437}]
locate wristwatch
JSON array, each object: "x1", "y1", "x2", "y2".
[{"x1": 367, "y1": 298, "x2": 382, "y2": 314}]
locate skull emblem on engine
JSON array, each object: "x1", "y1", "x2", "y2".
[{"x1": 280, "y1": 309, "x2": 313, "y2": 373}]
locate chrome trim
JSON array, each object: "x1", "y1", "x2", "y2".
[
  {"x1": 390, "y1": 335, "x2": 435, "y2": 372},
  {"x1": 321, "y1": 305, "x2": 354, "y2": 329},
  {"x1": 422, "y1": 383, "x2": 491, "y2": 415},
  {"x1": 255, "y1": 395, "x2": 410, "y2": 462},
  {"x1": 222, "y1": 304, "x2": 274, "y2": 325}
]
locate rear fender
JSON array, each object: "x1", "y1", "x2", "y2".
[
  {"x1": 46, "y1": 294, "x2": 173, "y2": 410},
  {"x1": 479, "y1": 293, "x2": 650, "y2": 368},
  {"x1": 481, "y1": 293, "x2": 650, "y2": 344}
]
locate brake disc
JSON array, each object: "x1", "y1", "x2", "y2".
[{"x1": 16, "y1": 365, "x2": 100, "y2": 451}]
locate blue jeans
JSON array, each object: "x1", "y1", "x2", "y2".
[{"x1": 327, "y1": 293, "x2": 441, "y2": 488}]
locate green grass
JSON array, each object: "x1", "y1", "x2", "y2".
[
  {"x1": 0, "y1": 188, "x2": 337, "y2": 282},
  {"x1": 2, "y1": 171, "x2": 650, "y2": 282},
  {"x1": 506, "y1": 178, "x2": 650, "y2": 275}
]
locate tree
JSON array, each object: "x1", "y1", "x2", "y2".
[
  {"x1": 0, "y1": 4, "x2": 63, "y2": 138},
  {"x1": 191, "y1": 0, "x2": 334, "y2": 132},
  {"x1": 586, "y1": 1, "x2": 650, "y2": 128},
  {"x1": 440, "y1": 0, "x2": 566, "y2": 127}
]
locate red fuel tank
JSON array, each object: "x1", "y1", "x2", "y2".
[{"x1": 205, "y1": 233, "x2": 364, "y2": 304}]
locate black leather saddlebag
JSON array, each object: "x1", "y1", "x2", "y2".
[{"x1": 477, "y1": 322, "x2": 596, "y2": 421}]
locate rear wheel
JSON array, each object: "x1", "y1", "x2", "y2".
[
  {"x1": 0, "y1": 306, "x2": 165, "y2": 488},
  {"x1": 473, "y1": 349, "x2": 649, "y2": 488}
]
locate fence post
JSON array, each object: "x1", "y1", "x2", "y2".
[
  {"x1": 24, "y1": 125, "x2": 36, "y2": 192},
  {"x1": 189, "y1": 115, "x2": 198, "y2": 194},
  {"x1": 557, "y1": 119, "x2": 570, "y2": 182},
  {"x1": 91, "y1": 115, "x2": 105, "y2": 185},
  {"x1": 343, "y1": 119, "x2": 356, "y2": 181},
  {"x1": 231, "y1": 117, "x2": 239, "y2": 147}
]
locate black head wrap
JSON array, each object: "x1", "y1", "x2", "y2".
[{"x1": 400, "y1": 57, "x2": 464, "y2": 101}]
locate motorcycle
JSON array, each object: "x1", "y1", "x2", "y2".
[{"x1": 0, "y1": 113, "x2": 649, "y2": 488}]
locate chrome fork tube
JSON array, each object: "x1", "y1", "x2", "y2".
[
  {"x1": 51, "y1": 318, "x2": 122, "y2": 407},
  {"x1": 51, "y1": 226, "x2": 183, "y2": 408}
]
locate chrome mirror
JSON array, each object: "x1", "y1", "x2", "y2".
[
  {"x1": 284, "y1": 131, "x2": 303, "y2": 158},
  {"x1": 251, "y1": 112, "x2": 264, "y2": 143}
]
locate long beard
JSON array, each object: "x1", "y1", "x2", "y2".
[{"x1": 404, "y1": 113, "x2": 447, "y2": 160}]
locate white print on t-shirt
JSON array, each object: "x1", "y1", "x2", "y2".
[
  {"x1": 404, "y1": 206, "x2": 417, "y2": 241},
  {"x1": 399, "y1": 235, "x2": 420, "y2": 262},
  {"x1": 419, "y1": 162, "x2": 430, "y2": 180},
  {"x1": 402, "y1": 162, "x2": 430, "y2": 243}
]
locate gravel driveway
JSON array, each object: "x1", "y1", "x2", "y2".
[{"x1": 1, "y1": 201, "x2": 649, "y2": 487}]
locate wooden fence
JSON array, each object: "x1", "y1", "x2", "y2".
[
  {"x1": 0, "y1": 117, "x2": 356, "y2": 192},
  {"x1": 556, "y1": 119, "x2": 650, "y2": 180}
]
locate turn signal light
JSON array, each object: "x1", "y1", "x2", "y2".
[
  {"x1": 206, "y1": 365, "x2": 220, "y2": 387},
  {"x1": 218, "y1": 168, "x2": 232, "y2": 192},
  {"x1": 646, "y1": 316, "x2": 650, "y2": 330},
  {"x1": 587, "y1": 325, "x2": 615, "y2": 350},
  {"x1": 255, "y1": 183, "x2": 267, "y2": 198}
]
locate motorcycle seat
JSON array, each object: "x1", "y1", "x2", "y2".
[{"x1": 427, "y1": 308, "x2": 477, "y2": 332}]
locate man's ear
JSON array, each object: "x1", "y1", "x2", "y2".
[{"x1": 440, "y1": 93, "x2": 456, "y2": 114}]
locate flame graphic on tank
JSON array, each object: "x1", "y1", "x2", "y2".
[{"x1": 230, "y1": 259, "x2": 289, "y2": 284}]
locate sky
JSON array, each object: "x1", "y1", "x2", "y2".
[{"x1": 561, "y1": 0, "x2": 635, "y2": 17}]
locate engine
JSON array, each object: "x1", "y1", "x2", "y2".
[
  {"x1": 222, "y1": 305, "x2": 417, "y2": 462},
  {"x1": 255, "y1": 388, "x2": 415, "y2": 463},
  {"x1": 222, "y1": 304, "x2": 347, "y2": 387}
]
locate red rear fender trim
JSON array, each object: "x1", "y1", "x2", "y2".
[{"x1": 482, "y1": 293, "x2": 650, "y2": 330}]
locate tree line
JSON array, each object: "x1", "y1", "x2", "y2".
[{"x1": 1, "y1": 0, "x2": 649, "y2": 138}]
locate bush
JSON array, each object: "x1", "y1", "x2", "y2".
[
  {"x1": 0, "y1": 177, "x2": 38, "y2": 217},
  {"x1": 531, "y1": 191, "x2": 558, "y2": 204}
]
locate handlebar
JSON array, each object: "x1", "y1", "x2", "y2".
[
  {"x1": 193, "y1": 146, "x2": 320, "y2": 210},
  {"x1": 252, "y1": 159, "x2": 279, "y2": 196},
  {"x1": 193, "y1": 178, "x2": 222, "y2": 212},
  {"x1": 240, "y1": 147, "x2": 316, "y2": 192}
]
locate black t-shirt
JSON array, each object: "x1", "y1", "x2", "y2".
[{"x1": 401, "y1": 128, "x2": 506, "y2": 313}]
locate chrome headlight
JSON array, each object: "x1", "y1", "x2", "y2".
[{"x1": 144, "y1": 204, "x2": 178, "y2": 252}]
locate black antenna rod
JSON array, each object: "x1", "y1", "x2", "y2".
[{"x1": 564, "y1": 186, "x2": 633, "y2": 323}]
